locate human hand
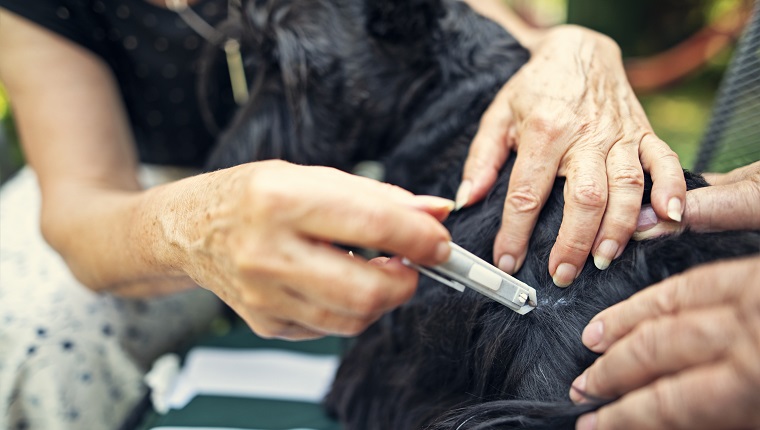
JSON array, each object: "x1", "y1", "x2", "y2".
[
  {"x1": 569, "y1": 256, "x2": 760, "y2": 429},
  {"x1": 457, "y1": 25, "x2": 685, "y2": 287},
  {"x1": 169, "y1": 160, "x2": 453, "y2": 340},
  {"x1": 635, "y1": 160, "x2": 760, "y2": 239}
]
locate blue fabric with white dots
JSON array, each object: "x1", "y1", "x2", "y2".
[
  {"x1": 0, "y1": 0, "x2": 239, "y2": 167},
  {"x1": 0, "y1": 168, "x2": 223, "y2": 429},
  {"x1": 0, "y1": 2, "x2": 242, "y2": 427}
]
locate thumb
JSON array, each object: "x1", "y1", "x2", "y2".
[
  {"x1": 456, "y1": 90, "x2": 515, "y2": 210},
  {"x1": 682, "y1": 180, "x2": 760, "y2": 232},
  {"x1": 634, "y1": 181, "x2": 760, "y2": 240}
]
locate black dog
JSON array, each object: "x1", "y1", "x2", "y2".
[
  {"x1": 323, "y1": 167, "x2": 760, "y2": 430},
  {"x1": 205, "y1": 1, "x2": 760, "y2": 429},
  {"x1": 205, "y1": 0, "x2": 528, "y2": 181}
]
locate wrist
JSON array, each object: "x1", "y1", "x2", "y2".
[
  {"x1": 143, "y1": 173, "x2": 217, "y2": 278},
  {"x1": 148, "y1": 162, "x2": 265, "y2": 281},
  {"x1": 533, "y1": 24, "x2": 621, "y2": 57},
  {"x1": 38, "y1": 182, "x2": 190, "y2": 291}
]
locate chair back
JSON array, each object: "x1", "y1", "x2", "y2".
[{"x1": 696, "y1": 0, "x2": 760, "y2": 172}]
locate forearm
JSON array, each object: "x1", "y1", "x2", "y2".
[
  {"x1": 1, "y1": 10, "x2": 205, "y2": 296},
  {"x1": 41, "y1": 177, "x2": 203, "y2": 296}
]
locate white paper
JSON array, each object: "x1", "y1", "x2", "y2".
[
  {"x1": 160, "y1": 348, "x2": 340, "y2": 410},
  {"x1": 152, "y1": 428, "x2": 317, "y2": 430},
  {"x1": 153, "y1": 428, "x2": 317, "y2": 430}
]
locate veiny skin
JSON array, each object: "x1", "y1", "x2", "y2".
[
  {"x1": 572, "y1": 163, "x2": 760, "y2": 430},
  {"x1": 459, "y1": 0, "x2": 686, "y2": 287},
  {"x1": 0, "y1": 0, "x2": 686, "y2": 340},
  {"x1": 572, "y1": 256, "x2": 760, "y2": 430},
  {"x1": 0, "y1": 9, "x2": 452, "y2": 340}
]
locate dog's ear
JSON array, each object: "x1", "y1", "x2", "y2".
[
  {"x1": 365, "y1": 0, "x2": 444, "y2": 45},
  {"x1": 239, "y1": 0, "x2": 311, "y2": 121}
]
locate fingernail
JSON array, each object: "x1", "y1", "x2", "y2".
[
  {"x1": 636, "y1": 204, "x2": 658, "y2": 232},
  {"x1": 497, "y1": 254, "x2": 516, "y2": 274},
  {"x1": 582, "y1": 321, "x2": 604, "y2": 349},
  {"x1": 552, "y1": 263, "x2": 577, "y2": 288},
  {"x1": 368, "y1": 256, "x2": 391, "y2": 266},
  {"x1": 632, "y1": 221, "x2": 682, "y2": 241},
  {"x1": 593, "y1": 240, "x2": 619, "y2": 271},
  {"x1": 454, "y1": 180, "x2": 472, "y2": 211},
  {"x1": 569, "y1": 372, "x2": 587, "y2": 403},
  {"x1": 435, "y1": 241, "x2": 451, "y2": 263},
  {"x1": 576, "y1": 412, "x2": 597, "y2": 430},
  {"x1": 667, "y1": 197, "x2": 683, "y2": 222},
  {"x1": 411, "y1": 196, "x2": 456, "y2": 212}
]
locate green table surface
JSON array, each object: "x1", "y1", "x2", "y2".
[{"x1": 135, "y1": 319, "x2": 345, "y2": 430}]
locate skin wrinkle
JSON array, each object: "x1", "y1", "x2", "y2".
[
  {"x1": 506, "y1": 187, "x2": 543, "y2": 214},
  {"x1": 608, "y1": 157, "x2": 645, "y2": 190},
  {"x1": 735, "y1": 288, "x2": 760, "y2": 387},
  {"x1": 566, "y1": 174, "x2": 606, "y2": 211},
  {"x1": 725, "y1": 356, "x2": 758, "y2": 423},
  {"x1": 202, "y1": 0, "x2": 760, "y2": 428},
  {"x1": 687, "y1": 190, "x2": 719, "y2": 232}
]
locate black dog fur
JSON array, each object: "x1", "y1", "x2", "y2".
[
  {"x1": 206, "y1": 0, "x2": 528, "y2": 176},
  {"x1": 205, "y1": 1, "x2": 760, "y2": 429}
]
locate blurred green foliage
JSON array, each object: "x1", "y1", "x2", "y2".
[
  {"x1": 565, "y1": 0, "x2": 741, "y2": 168},
  {"x1": 0, "y1": 84, "x2": 7, "y2": 117},
  {"x1": 639, "y1": 76, "x2": 717, "y2": 169},
  {"x1": 0, "y1": 83, "x2": 23, "y2": 183},
  {"x1": 568, "y1": 0, "x2": 744, "y2": 56},
  {"x1": 637, "y1": 54, "x2": 732, "y2": 169},
  {"x1": 0, "y1": 1, "x2": 741, "y2": 180}
]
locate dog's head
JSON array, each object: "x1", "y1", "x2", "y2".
[{"x1": 205, "y1": 0, "x2": 529, "y2": 175}]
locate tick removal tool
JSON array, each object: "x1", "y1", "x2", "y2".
[{"x1": 403, "y1": 242, "x2": 538, "y2": 315}]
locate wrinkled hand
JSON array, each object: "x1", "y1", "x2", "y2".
[
  {"x1": 569, "y1": 256, "x2": 760, "y2": 429},
  {"x1": 173, "y1": 160, "x2": 453, "y2": 340},
  {"x1": 635, "y1": 160, "x2": 760, "y2": 239},
  {"x1": 458, "y1": 26, "x2": 685, "y2": 287}
]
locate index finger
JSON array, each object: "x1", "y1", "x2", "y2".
[
  {"x1": 295, "y1": 185, "x2": 452, "y2": 267},
  {"x1": 581, "y1": 257, "x2": 754, "y2": 353},
  {"x1": 458, "y1": 88, "x2": 514, "y2": 209},
  {"x1": 578, "y1": 362, "x2": 756, "y2": 430},
  {"x1": 493, "y1": 124, "x2": 560, "y2": 274},
  {"x1": 574, "y1": 306, "x2": 739, "y2": 402},
  {"x1": 279, "y1": 243, "x2": 419, "y2": 318},
  {"x1": 682, "y1": 181, "x2": 760, "y2": 232}
]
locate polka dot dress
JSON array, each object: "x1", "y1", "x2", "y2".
[{"x1": 0, "y1": 168, "x2": 222, "y2": 429}]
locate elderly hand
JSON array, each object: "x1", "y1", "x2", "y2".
[
  {"x1": 166, "y1": 160, "x2": 453, "y2": 340},
  {"x1": 568, "y1": 256, "x2": 760, "y2": 429},
  {"x1": 458, "y1": 25, "x2": 685, "y2": 287},
  {"x1": 635, "y1": 160, "x2": 760, "y2": 239}
]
